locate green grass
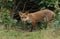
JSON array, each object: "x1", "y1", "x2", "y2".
[{"x1": 0, "y1": 25, "x2": 60, "y2": 39}]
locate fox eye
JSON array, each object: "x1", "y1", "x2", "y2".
[
  {"x1": 22, "y1": 17, "x2": 26, "y2": 18},
  {"x1": 21, "y1": 17, "x2": 23, "y2": 18},
  {"x1": 24, "y1": 17, "x2": 26, "y2": 18}
]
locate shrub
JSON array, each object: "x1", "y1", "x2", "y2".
[{"x1": 1, "y1": 9, "x2": 17, "y2": 29}]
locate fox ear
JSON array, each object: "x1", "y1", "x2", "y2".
[
  {"x1": 25, "y1": 11, "x2": 29, "y2": 13},
  {"x1": 25, "y1": 12, "x2": 29, "y2": 15},
  {"x1": 19, "y1": 11, "x2": 23, "y2": 15},
  {"x1": 24, "y1": 13, "x2": 28, "y2": 15}
]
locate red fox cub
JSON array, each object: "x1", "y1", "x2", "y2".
[{"x1": 19, "y1": 9, "x2": 56, "y2": 31}]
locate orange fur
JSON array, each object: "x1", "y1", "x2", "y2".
[
  {"x1": 19, "y1": 9, "x2": 55, "y2": 26},
  {"x1": 19, "y1": 9, "x2": 56, "y2": 31}
]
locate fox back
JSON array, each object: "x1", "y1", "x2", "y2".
[{"x1": 19, "y1": 9, "x2": 56, "y2": 25}]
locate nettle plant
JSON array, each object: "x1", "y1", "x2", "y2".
[{"x1": 1, "y1": 9, "x2": 17, "y2": 29}]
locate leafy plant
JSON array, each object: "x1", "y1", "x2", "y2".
[{"x1": 1, "y1": 9, "x2": 17, "y2": 29}]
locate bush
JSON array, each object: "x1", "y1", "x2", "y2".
[{"x1": 1, "y1": 9, "x2": 17, "y2": 29}]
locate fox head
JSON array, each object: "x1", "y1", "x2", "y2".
[{"x1": 19, "y1": 12, "x2": 31, "y2": 23}]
